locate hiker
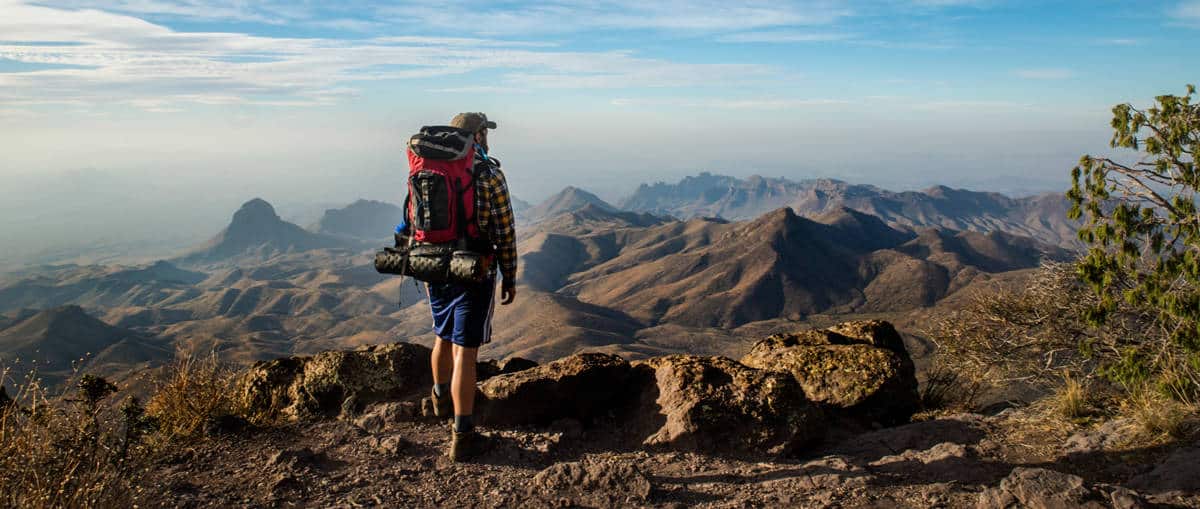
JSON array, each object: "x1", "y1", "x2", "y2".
[{"x1": 422, "y1": 112, "x2": 517, "y2": 461}]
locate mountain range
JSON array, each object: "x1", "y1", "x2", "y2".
[
  {"x1": 621, "y1": 173, "x2": 1078, "y2": 248},
  {"x1": 0, "y1": 173, "x2": 1076, "y2": 387}
]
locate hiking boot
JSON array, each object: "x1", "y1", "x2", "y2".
[
  {"x1": 422, "y1": 388, "x2": 453, "y2": 418},
  {"x1": 449, "y1": 430, "x2": 484, "y2": 462}
]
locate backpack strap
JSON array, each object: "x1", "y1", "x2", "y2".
[
  {"x1": 454, "y1": 149, "x2": 480, "y2": 249},
  {"x1": 401, "y1": 192, "x2": 412, "y2": 233},
  {"x1": 454, "y1": 176, "x2": 473, "y2": 249}
]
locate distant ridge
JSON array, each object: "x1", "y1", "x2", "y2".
[
  {"x1": 0, "y1": 260, "x2": 206, "y2": 314},
  {"x1": 178, "y1": 198, "x2": 347, "y2": 264},
  {"x1": 620, "y1": 172, "x2": 1078, "y2": 249},
  {"x1": 531, "y1": 203, "x2": 671, "y2": 236},
  {"x1": 525, "y1": 186, "x2": 618, "y2": 223},
  {"x1": 0, "y1": 305, "x2": 165, "y2": 374},
  {"x1": 315, "y1": 199, "x2": 404, "y2": 241}
]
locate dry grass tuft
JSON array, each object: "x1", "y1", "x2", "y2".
[
  {"x1": 0, "y1": 368, "x2": 145, "y2": 508},
  {"x1": 1055, "y1": 374, "x2": 1095, "y2": 420},
  {"x1": 1121, "y1": 387, "x2": 1197, "y2": 442},
  {"x1": 0, "y1": 351, "x2": 246, "y2": 508},
  {"x1": 145, "y1": 351, "x2": 240, "y2": 440},
  {"x1": 919, "y1": 363, "x2": 982, "y2": 413}
]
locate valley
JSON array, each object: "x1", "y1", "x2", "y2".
[{"x1": 0, "y1": 173, "x2": 1071, "y2": 392}]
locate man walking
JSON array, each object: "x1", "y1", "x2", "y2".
[{"x1": 424, "y1": 112, "x2": 517, "y2": 462}]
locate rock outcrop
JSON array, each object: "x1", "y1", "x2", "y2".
[
  {"x1": 741, "y1": 320, "x2": 918, "y2": 425},
  {"x1": 478, "y1": 353, "x2": 631, "y2": 427},
  {"x1": 628, "y1": 355, "x2": 823, "y2": 454},
  {"x1": 238, "y1": 342, "x2": 432, "y2": 422},
  {"x1": 237, "y1": 320, "x2": 920, "y2": 457}
]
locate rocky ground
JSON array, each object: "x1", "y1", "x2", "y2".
[
  {"x1": 137, "y1": 321, "x2": 1199, "y2": 508},
  {"x1": 139, "y1": 405, "x2": 1199, "y2": 508}
]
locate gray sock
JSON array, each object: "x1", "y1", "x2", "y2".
[
  {"x1": 433, "y1": 383, "x2": 450, "y2": 398},
  {"x1": 454, "y1": 414, "x2": 474, "y2": 433}
]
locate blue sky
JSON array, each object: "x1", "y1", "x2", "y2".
[{"x1": 1, "y1": 0, "x2": 1199, "y2": 204}]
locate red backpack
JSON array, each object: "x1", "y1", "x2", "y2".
[{"x1": 405, "y1": 126, "x2": 480, "y2": 245}]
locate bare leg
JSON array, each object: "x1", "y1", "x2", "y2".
[
  {"x1": 451, "y1": 345, "x2": 479, "y2": 416},
  {"x1": 431, "y1": 337, "x2": 453, "y2": 386}
]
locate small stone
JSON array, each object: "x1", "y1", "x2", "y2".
[
  {"x1": 269, "y1": 447, "x2": 318, "y2": 469},
  {"x1": 378, "y1": 436, "x2": 407, "y2": 456}
]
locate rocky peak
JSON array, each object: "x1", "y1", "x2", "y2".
[
  {"x1": 527, "y1": 186, "x2": 617, "y2": 222},
  {"x1": 228, "y1": 198, "x2": 283, "y2": 234},
  {"x1": 37, "y1": 304, "x2": 93, "y2": 330}
]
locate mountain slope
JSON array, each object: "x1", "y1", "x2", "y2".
[{"x1": 558, "y1": 207, "x2": 1067, "y2": 328}]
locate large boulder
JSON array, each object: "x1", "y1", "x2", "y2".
[
  {"x1": 627, "y1": 355, "x2": 824, "y2": 455},
  {"x1": 478, "y1": 352, "x2": 631, "y2": 427},
  {"x1": 237, "y1": 342, "x2": 432, "y2": 422},
  {"x1": 741, "y1": 320, "x2": 918, "y2": 425}
]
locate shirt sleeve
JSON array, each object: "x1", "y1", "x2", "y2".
[{"x1": 486, "y1": 169, "x2": 518, "y2": 285}]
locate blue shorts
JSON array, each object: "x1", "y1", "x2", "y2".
[{"x1": 426, "y1": 278, "x2": 496, "y2": 348}]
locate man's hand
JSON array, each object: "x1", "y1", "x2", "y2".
[{"x1": 501, "y1": 284, "x2": 516, "y2": 305}]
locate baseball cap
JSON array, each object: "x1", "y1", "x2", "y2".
[{"x1": 449, "y1": 112, "x2": 497, "y2": 133}]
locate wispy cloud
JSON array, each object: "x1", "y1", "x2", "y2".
[
  {"x1": 1014, "y1": 68, "x2": 1074, "y2": 80},
  {"x1": 906, "y1": 99, "x2": 1033, "y2": 113},
  {"x1": 0, "y1": 1, "x2": 778, "y2": 111},
  {"x1": 903, "y1": 0, "x2": 991, "y2": 6},
  {"x1": 30, "y1": 0, "x2": 298, "y2": 24},
  {"x1": 1098, "y1": 38, "x2": 1141, "y2": 46},
  {"x1": 717, "y1": 31, "x2": 855, "y2": 43},
  {"x1": 610, "y1": 97, "x2": 851, "y2": 109},
  {"x1": 1174, "y1": 1, "x2": 1200, "y2": 26},
  {"x1": 374, "y1": 1, "x2": 854, "y2": 36}
]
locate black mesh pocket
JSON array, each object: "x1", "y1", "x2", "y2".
[{"x1": 411, "y1": 171, "x2": 451, "y2": 231}]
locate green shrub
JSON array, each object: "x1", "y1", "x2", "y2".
[{"x1": 1067, "y1": 84, "x2": 1200, "y2": 401}]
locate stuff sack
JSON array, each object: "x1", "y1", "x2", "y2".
[{"x1": 374, "y1": 245, "x2": 488, "y2": 284}]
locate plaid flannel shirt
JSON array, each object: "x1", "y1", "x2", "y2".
[{"x1": 473, "y1": 151, "x2": 517, "y2": 286}]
